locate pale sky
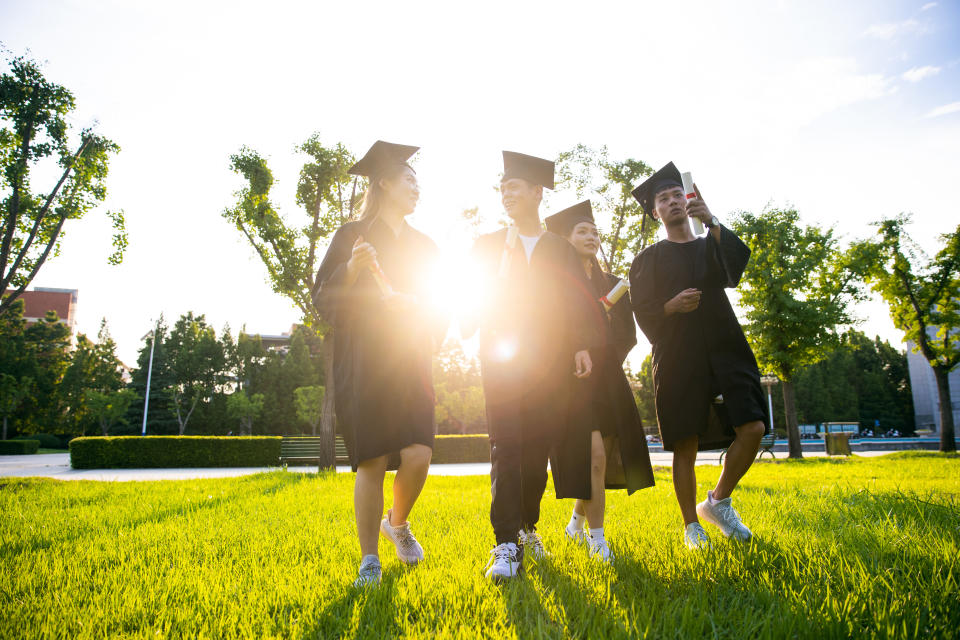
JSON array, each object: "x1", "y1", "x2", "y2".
[{"x1": 3, "y1": 0, "x2": 959, "y2": 368}]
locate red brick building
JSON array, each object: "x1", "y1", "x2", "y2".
[{"x1": 14, "y1": 288, "x2": 78, "y2": 331}]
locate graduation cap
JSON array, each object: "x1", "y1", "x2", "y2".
[
  {"x1": 501, "y1": 151, "x2": 555, "y2": 189},
  {"x1": 348, "y1": 140, "x2": 419, "y2": 178},
  {"x1": 545, "y1": 200, "x2": 594, "y2": 237},
  {"x1": 631, "y1": 161, "x2": 683, "y2": 217}
]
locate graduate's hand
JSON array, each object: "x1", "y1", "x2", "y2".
[
  {"x1": 574, "y1": 350, "x2": 593, "y2": 378},
  {"x1": 382, "y1": 291, "x2": 417, "y2": 312},
  {"x1": 685, "y1": 183, "x2": 712, "y2": 223},
  {"x1": 664, "y1": 288, "x2": 701, "y2": 315},
  {"x1": 347, "y1": 235, "x2": 378, "y2": 280}
]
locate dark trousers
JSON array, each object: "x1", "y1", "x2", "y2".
[{"x1": 488, "y1": 396, "x2": 555, "y2": 545}]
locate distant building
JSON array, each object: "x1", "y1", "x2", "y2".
[
  {"x1": 242, "y1": 325, "x2": 299, "y2": 354},
  {"x1": 906, "y1": 340, "x2": 960, "y2": 433},
  {"x1": 13, "y1": 288, "x2": 78, "y2": 331}
]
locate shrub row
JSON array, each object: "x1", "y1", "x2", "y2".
[
  {"x1": 0, "y1": 440, "x2": 40, "y2": 455},
  {"x1": 13, "y1": 433, "x2": 65, "y2": 449},
  {"x1": 431, "y1": 435, "x2": 489, "y2": 464},
  {"x1": 70, "y1": 436, "x2": 282, "y2": 469}
]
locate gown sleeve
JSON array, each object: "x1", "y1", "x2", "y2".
[
  {"x1": 629, "y1": 245, "x2": 668, "y2": 345},
  {"x1": 312, "y1": 224, "x2": 378, "y2": 326},
  {"x1": 704, "y1": 225, "x2": 751, "y2": 288},
  {"x1": 608, "y1": 273, "x2": 638, "y2": 365}
]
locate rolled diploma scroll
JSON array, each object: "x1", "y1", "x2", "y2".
[
  {"x1": 681, "y1": 171, "x2": 705, "y2": 235},
  {"x1": 600, "y1": 279, "x2": 629, "y2": 312},
  {"x1": 498, "y1": 225, "x2": 520, "y2": 278},
  {"x1": 369, "y1": 259, "x2": 394, "y2": 296}
]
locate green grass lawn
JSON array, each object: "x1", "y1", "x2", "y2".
[{"x1": 1, "y1": 453, "x2": 958, "y2": 639}]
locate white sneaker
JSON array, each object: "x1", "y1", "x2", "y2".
[
  {"x1": 696, "y1": 491, "x2": 753, "y2": 542},
  {"x1": 519, "y1": 529, "x2": 547, "y2": 560},
  {"x1": 353, "y1": 555, "x2": 381, "y2": 588},
  {"x1": 564, "y1": 520, "x2": 587, "y2": 544},
  {"x1": 380, "y1": 510, "x2": 425, "y2": 565},
  {"x1": 683, "y1": 522, "x2": 712, "y2": 550},
  {"x1": 485, "y1": 542, "x2": 522, "y2": 581},
  {"x1": 588, "y1": 536, "x2": 614, "y2": 563}
]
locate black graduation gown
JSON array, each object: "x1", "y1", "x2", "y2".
[
  {"x1": 629, "y1": 226, "x2": 769, "y2": 451},
  {"x1": 468, "y1": 229, "x2": 599, "y2": 500},
  {"x1": 571, "y1": 269, "x2": 655, "y2": 494},
  {"x1": 314, "y1": 217, "x2": 446, "y2": 470}
]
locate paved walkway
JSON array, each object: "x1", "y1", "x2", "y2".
[{"x1": 0, "y1": 450, "x2": 902, "y2": 482}]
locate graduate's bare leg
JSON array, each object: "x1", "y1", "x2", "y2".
[
  {"x1": 712, "y1": 420, "x2": 765, "y2": 500},
  {"x1": 354, "y1": 454, "x2": 389, "y2": 557},
  {"x1": 671, "y1": 435, "x2": 700, "y2": 525},
  {"x1": 579, "y1": 431, "x2": 607, "y2": 529},
  {"x1": 390, "y1": 443, "x2": 432, "y2": 525}
]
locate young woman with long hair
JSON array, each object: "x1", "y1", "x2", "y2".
[
  {"x1": 545, "y1": 200, "x2": 655, "y2": 563},
  {"x1": 313, "y1": 141, "x2": 446, "y2": 587}
]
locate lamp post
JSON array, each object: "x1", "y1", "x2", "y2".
[
  {"x1": 760, "y1": 375, "x2": 779, "y2": 435},
  {"x1": 141, "y1": 326, "x2": 157, "y2": 436}
]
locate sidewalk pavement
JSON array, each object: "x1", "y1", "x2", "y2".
[{"x1": 0, "y1": 450, "x2": 901, "y2": 482}]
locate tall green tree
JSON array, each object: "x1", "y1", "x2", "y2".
[
  {"x1": 733, "y1": 208, "x2": 870, "y2": 458},
  {"x1": 555, "y1": 144, "x2": 655, "y2": 276},
  {"x1": 84, "y1": 388, "x2": 137, "y2": 436},
  {"x1": 20, "y1": 310, "x2": 71, "y2": 433},
  {"x1": 865, "y1": 215, "x2": 960, "y2": 451},
  {"x1": 630, "y1": 354, "x2": 657, "y2": 428},
  {"x1": 792, "y1": 331, "x2": 914, "y2": 433},
  {"x1": 226, "y1": 389, "x2": 264, "y2": 436},
  {"x1": 0, "y1": 298, "x2": 31, "y2": 437},
  {"x1": 294, "y1": 385, "x2": 325, "y2": 436},
  {"x1": 223, "y1": 134, "x2": 356, "y2": 467},
  {"x1": 0, "y1": 372, "x2": 32, "y2": 439},
  {"x1": 165, "y1": 312, "x2": 225, "y2": 435},
  {"x1": 60, "y1": 319, "x2": 125, "y2": 436},
  {"x1": 0, "y1": 54, "x2": 126, "y2": 317}
]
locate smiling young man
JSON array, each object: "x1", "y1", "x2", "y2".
[
  {"x1": 628, "y1": 162, "x2": 768, "y2": 550},
  {"x1": 462, "y1": 151, "x2": 597, "y2": 581}
]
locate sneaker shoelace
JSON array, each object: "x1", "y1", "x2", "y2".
[
  {"x1": 488, "y1": 543, "x2": 517, "y2": 565},
  {"x1": 394, "y1": 524, "x2": 418, "y2": 551},
  {"x1": 356, "y1": 562, "x2": 380, "y2": 585},
  {"x1": 715, "y1": 501, "x2": 742, "y2": 528},
  {"x1": 522, "y1": 532, "x2": 544, "y2": 553},
  {"x1": 688, "y1": 525, "x2": 709, "y2": 545}
]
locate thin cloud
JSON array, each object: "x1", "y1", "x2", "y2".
[
  {"x1": 902, "y1": 65, "x2": 941, "y2": 82},
  {"x1": 864, "y1": 18, "x2": 925, "y2": 39},
  {"x1": 921, "y1": 2, "x2": 937, "y2": 10},
  {"x1": 925, "y1": 101, "x2": 960, "y2": 118},
  {"x1": 760, "y1": 57, "x2": 895, "y2": 129}
]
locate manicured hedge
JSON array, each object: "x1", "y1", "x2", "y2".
[
  {"x1": 70, "y1": 436, "x2": 283, "y2": 469},
  {"x1": 0, "y1": 440, "x2": 40, "y2": 455},
  {"x1": 13, "y1": 433, "x2": 64, "y2": 449},
  {"x1": 431, "y1": 435, "x2": 489, "y2": 464}
]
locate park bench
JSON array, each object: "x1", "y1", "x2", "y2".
[
  {"x1": 719, "y1": 431, "x2": 776, "y2": 465},
  {"x1": 279, "y1": 435, "x2": 349, "y2": 466}
]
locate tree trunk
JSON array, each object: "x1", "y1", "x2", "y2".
[
  {"x1": 317, "y1": 334, "x2": 337, "y2": 470},
  {"x1": 2, "y1": 416, "x2": 6, "y2": 440},
  {"x1": 933, "y1": 365, "x2": 957, "y2": 453},
  {"x1": 782, "y1": 379, "x2": 803, "y2": 459}
]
